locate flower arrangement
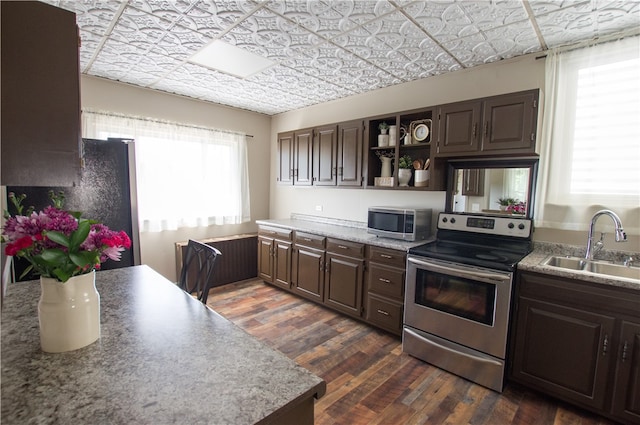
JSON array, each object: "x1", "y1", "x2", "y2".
[
  {"x1": 378, "y1": 122, "x2": 389, "y2": 132},
  {"x1": 2, "y1": 191, "x2": 131, "y2": 282},
  {"x1": 506, "y1": 201, "x2": 527, "y2": 215}
]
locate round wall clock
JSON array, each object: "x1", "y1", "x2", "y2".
[{"x1": 413, "y1": 123, "x2": 429, "y2": 142}]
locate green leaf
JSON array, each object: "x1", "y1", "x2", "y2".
[
  {"x1": 69, "y1": 221, "x2": 91, "y2": 251},
  {"x1": 39, "y1": 249, "x2": 68, "y2": 264},
  {"x1": 45, "y1": 231, "x2": 70, "y2": 248},
  {"x1": 70, "y1": 251, "x2": 98, "y2": 268},
  {"x1": 52, "y1": 268, "x2": 72, "y2": 282}
]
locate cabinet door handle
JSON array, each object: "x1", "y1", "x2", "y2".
[
  {"x1": 303, "y1": 238, "x2": 312, "y2": 242},
  {"x1": 338, "y1": 167, "x2": 343, "y2": 176},
  {"x1": 621, "y1": 341, "x2": 629, "y2": 362},
  {"x1": 472, "y1": 123, "x2": 477, "y2": 138},
  {"x1": 602, "y1": 334, "x2": 609, "y2": 356},
  {"x1": 377, "y1": 309, "x2": 390, "y2": 316},
  {"x1": 378, "y1": 278, "x2": 391, "y2": 284},
  {"x1": 484, "y1": 122, "x2": 489, "y2": 137},
  {"x1": 332, "y1": 167, "x2": 336, "y2": 177},
  {"x1": 380, "y1": 254, "x2": 393, "y2": 259},
  {"x1": 338, "y1": 245, "x2": 348, "y2": 249}
]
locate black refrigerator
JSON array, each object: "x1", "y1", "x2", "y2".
[{"x1": 7, "y1": 138, "x2": 141, "y2": 281}]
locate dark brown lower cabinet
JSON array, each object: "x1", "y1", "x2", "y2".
[
  {"x1": 611, "y1": 321, "x2": 640, "y2": 424},
  {"x1": 257, "y1": 227, "x2": 292, "y2": 290},
  {"x1": 260, "y1": 228, "x2": 405, "y2": 335},
  {"x1": 292, "y1": 232, "x2": 326, "y2": 303},
  {"x1": 364, "y1": 246, "x2": 406, "y2": 336},
  {"x1": 510, "y1": 271, "x2": 640, "y2": 425},
  {"x1": 324, "y1": 239, "x2": 365, "y2": 319}
]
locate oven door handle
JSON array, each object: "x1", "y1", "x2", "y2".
[{"x1": 408, "y1": 257, "x2": 511, "y2": 283}]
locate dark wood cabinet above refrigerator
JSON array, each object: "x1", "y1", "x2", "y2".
[{"x1": 1, "y1": 1, "x2": 82, "y2": 187}]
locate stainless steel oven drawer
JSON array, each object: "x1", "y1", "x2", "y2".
[{"x1": 402, "y1": 326, "x2": 505, "y2": 392}]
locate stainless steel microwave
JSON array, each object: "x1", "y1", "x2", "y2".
[{"x1": 367, "y1": 207, "x2": 432, "y2": 241}]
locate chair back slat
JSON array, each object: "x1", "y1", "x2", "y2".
[{"x1": 178, "y1": 239, "x2": 221, "y2": 304}]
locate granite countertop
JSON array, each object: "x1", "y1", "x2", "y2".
[
  {"x1": 1, "y1": 265, "x2": 325, "y2": 424},
  {"x1": 519, "y1": 242, "x2": 640, "y2": 291},
  {"x1": 256, "y1": 214, "x2": 432, "y2": 252}
]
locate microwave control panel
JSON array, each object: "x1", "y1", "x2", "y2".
[{"x1": 438, "y1": 213, "x2": 532, "y2": 238}]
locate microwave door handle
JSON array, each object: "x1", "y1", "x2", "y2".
[{"x1": 408, "y1": 257, "x2": 511, "y2": 283}]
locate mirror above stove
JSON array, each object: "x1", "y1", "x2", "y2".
[{"x1": 445, "y1": 158, "x2": 539, "y2": 219}]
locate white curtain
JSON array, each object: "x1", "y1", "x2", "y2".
[
  {"x1": 82, "y1": 110, "x2": 251, "y2": 232},
  {"x1": 535, "y1": 36, "x2": 640, "y2": 234}
]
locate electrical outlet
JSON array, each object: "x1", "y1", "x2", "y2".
[{"x1": 315, "y1": 205, "x2": 323, "y2": 212}]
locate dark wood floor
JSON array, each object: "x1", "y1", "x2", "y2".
[{"x1": 207, "y1": 279, "x2": 618, "y2": 425}]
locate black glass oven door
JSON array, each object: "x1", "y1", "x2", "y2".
[{"x1": 415, "y1": 268, "x2": 496, "y2": 325}]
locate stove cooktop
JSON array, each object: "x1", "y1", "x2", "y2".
[
  {"x1": 409, "y1": 239, "x2": 532, "y2": 271},
  {"x1": 408, "y1": 213, "x2": 534, "y2": 271}
]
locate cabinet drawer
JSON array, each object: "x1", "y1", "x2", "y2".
[
  {"x1": 366, "y1": 294, "x2": 403, "y2": 334},
  {"x1": 294, "y1": 231, "x2": 325, "y2": 250},
  {"x1": 367, "y1": 246, "x2": 406, "y2": 268},
  {"x1": 326, "y1": 238, "x2": 364, "y2": 258},
  {"x1": 258, "y1": 226, "x2": 292, "y2": 241},
  {"x1": 367, "y1": 264, "x2": 405, "y2": 300}
]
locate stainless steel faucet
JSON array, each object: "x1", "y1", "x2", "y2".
[{"x1": 585, "y1": 209, "x2": 627, "y2": 260}]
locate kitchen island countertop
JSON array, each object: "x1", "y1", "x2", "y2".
[{"x1": 1, "y1": 265, "x2": 325, "y2": 424}]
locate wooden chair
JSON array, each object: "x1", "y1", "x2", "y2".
[{"x1": 178, "y1": 239, "x2": 221, "y2": 304}]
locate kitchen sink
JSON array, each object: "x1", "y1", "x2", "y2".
[{"x1": 541, "y1": 255, "x2": 640, "y2": 282}]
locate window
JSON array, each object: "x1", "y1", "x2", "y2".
[
  {"x1": 82, "y1": 111, "x2": 250, "y2": 232},
  {"x1": 535, "y1": 36, "x2": 640, "y2": 234}
]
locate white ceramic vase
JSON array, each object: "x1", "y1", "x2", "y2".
[
  {"x1": 38, "y1": 270, "x2": 100, "y2": 353},
  {"x1": 380, "y1": 157, "x2": 393, "y2": 177},
  {"x1": 398, "y1": 169, "x2": 412, "y2": 186}
]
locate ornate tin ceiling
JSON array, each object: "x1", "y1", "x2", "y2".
[{"x1": 43, "y1": 0, "x2": 640, "y2": 115}]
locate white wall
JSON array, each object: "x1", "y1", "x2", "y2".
[
  {"x1": 81, "y1": 76, "x2": 272, "y2": 280},
  {"x1": 269, "y1": 54, "x2": 544, "y2": 224}
]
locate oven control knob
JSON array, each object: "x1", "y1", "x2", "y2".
[
  {"x1": 442, "y1": 217, "x2": 448, "y2": 223},
  {"x1": 518, "y1": 223, "x2": 526, "y2": 230},
  {"x1": 450, "y1": 218, "x2": 456, "y2": 224},
  {"x1": 508, "y1": 222, "x2": 515, "y2": 229}
]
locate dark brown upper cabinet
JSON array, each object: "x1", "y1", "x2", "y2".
[
  {"x1": 1, "y1": 1, "x2": 82, "y2": 186},
  {"x1": 278, "y1": 120, "x2": 364, "y2": 187},
  {"x1": 336, "y1": 120, "x2": 364, "y2": 187},
  {"x1": 313, "y1": 125, "x2": 338, "y2": 186},
  {"x1": 276, "y1": 128, "x2": 313, "y2": 186},
  {"x1": 437, "y1": 90, "x2": 539, "y2": 158}
]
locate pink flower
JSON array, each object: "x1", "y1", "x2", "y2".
[{"x1": 5, "y1": 236, "x2": 33, "y2": 256}]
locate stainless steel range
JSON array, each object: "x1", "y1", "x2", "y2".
[{"x1": 403, "y1": 212, "x2": 533, "y2": 392}]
